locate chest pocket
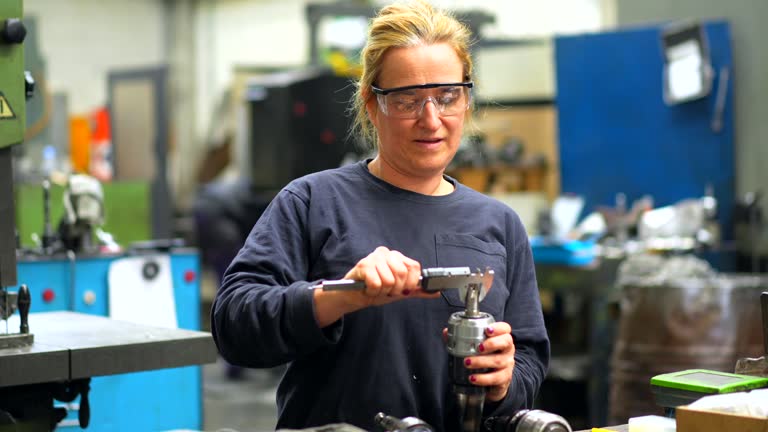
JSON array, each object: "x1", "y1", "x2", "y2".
[{"x1": 435, "y1": 233, "x2": 509, "y2": 319}]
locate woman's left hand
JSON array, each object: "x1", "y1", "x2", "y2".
[{"x1": 461, "y1": 321, "x2": 515, "y2": 402}]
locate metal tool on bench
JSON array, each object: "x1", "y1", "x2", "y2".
[
  {"x1": 318, "y1": 266, "x2": 495, "y2": 432},
  {"x1": 374, "y1": 412, "x2": 435, "y2": 432},
  {"x1": 483, "y1": 410, "x2": 573, "y2": 432}
]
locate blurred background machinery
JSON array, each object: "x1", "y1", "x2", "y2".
[
  {"x1": 0, "y1": 3, "x2": 216, "y2": 431},
  {"x1": 193, "y1": 65, "x2": 360, "y2": 299}
]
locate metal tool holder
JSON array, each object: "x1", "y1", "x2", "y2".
[
  {"x1": 445, "y1": 274, "x2": 495, "y2": 432},
  {"x1": 374, "y1": 412, "x2": 434, "y2": 432}
]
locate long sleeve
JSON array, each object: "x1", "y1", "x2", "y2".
[
  {"x1": 206, "y1": 162, "x2": 550, "y2": 430},
  {"x1": 210, "y1": 188, "x2": 342, "y2": 368},
  {"x1": 487, "y1": 227, "x2": 550, "y2": 415}
]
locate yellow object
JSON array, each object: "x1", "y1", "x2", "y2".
[
  {"x1": 592, "y1": 429, "x2": 615, "y2": 432},
  {"x1": 326, "y1": 50, "x2": 362, "y2": 78}
]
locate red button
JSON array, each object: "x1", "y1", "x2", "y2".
[
  {"x1": 320, "y1": 129, "x2": 335, "y2": 145},
  {"x1": 293, "y1": 101, "x2": 307, "y2": 117},
  {"x1": 184, "y1": 270, "x2": 196, "y2": 283},
  {"x1": 42, "y1": 289, "x2": 55, "y2": 303}
]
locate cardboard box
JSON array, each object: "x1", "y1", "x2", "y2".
[{"x1": 676, "y1": 405, "x2": 768, "y2": 432}]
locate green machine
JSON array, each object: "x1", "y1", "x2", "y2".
[
  {"x1": 0, "y1": 0, "x2": 25, "y2": 144},
  {"x1": 0, "y1": 0, "x2": 27, "y2": 289},
  {"x1": 1, "y1": 0, "x2": 32, "y2": 341}
]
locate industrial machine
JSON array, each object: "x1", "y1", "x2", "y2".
[
  {"x1": 243, "y1": 67, "x2": 358, "y2": 192},
  {"x1": 0, "y1": 0, "x2": 32, "y2": 350},
  {"x1": 0, "y1": 2, "x2": 217, "y2": 431},
  {"x1": 11, "y1": 151, "x2": 207, "y2": 431},
  {"x1": 9, "y1": 246, "x2": 207, "y2": 431},
  {"x1": 8, "y1": 141, "x2": 209, "y2": 430}
]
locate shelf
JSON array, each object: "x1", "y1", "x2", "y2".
[{"x1": 447, "y1": 163, "x2": 546, "y2": 193}]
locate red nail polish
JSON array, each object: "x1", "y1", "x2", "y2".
[
  {"x1": 470, "y1": 375, "x2": 477, "y2": 383},
  {"x1": 402, "y1": 289, "x2": 411, "y2": 296},
  {"x1": 487, "y1": 327, "x2": 494, "y2": 334},
  {"x1": 478, "y1": 343, "x2": 485, "y2": 352},
  {"x1": 464, "y1": 358, "x2": 471, "y2": 366}
]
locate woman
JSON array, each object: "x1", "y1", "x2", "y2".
[{"x1": 211, "y1": 1, "x2": 549, "y2": 430}]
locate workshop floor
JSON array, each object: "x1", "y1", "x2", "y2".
[
  {"x1": 202, "y1": 360, "x2": 280, "y2": 432},
  {"x1": 201, "y1": 271, "x2": 280, "y2": 432}
]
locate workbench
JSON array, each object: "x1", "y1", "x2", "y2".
[{"x1": 0, "y1": 311, "x2": 217, "y2": 430}]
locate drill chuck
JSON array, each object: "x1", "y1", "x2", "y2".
[
  {"x1": 446, "y1": 311, "x2": 495, "y2": 355},
  {"x1": 447, "y1": 310, "x2": 495, "y2": 432},
  {"x1": 447, "y1": 310, "x2": 496, "y2": 383}
]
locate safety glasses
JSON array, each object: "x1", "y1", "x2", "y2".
[{"x1": 371, "y1": 82, "x2": 473, "y2": 119}]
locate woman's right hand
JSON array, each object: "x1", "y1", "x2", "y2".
[
  {"x1": 342, "y1": 246, "x2": 437, "y2": 308},
  {"x1": 313, "y1": 246, "x2": 439, "y2": 327}
]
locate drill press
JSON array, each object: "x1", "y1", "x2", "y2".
[{"x1": 0, "y1": 0, "x2": 33, "y2": 349}]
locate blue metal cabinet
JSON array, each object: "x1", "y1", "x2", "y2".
[{"x1": 13, "y1": 250, "x2": 203, "y2": 431}]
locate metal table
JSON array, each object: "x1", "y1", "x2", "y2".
[{"x1": 0, "y1": 311, "x2": 217, "y2": 429}]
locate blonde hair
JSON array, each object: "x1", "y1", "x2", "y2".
[{"x1": 351, "y1": 0, "x2": 474, "y2": 147}]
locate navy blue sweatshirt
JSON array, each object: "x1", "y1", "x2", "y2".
[{"x1": 211, "y1": 160, "x2": 549, "y2": 431}]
